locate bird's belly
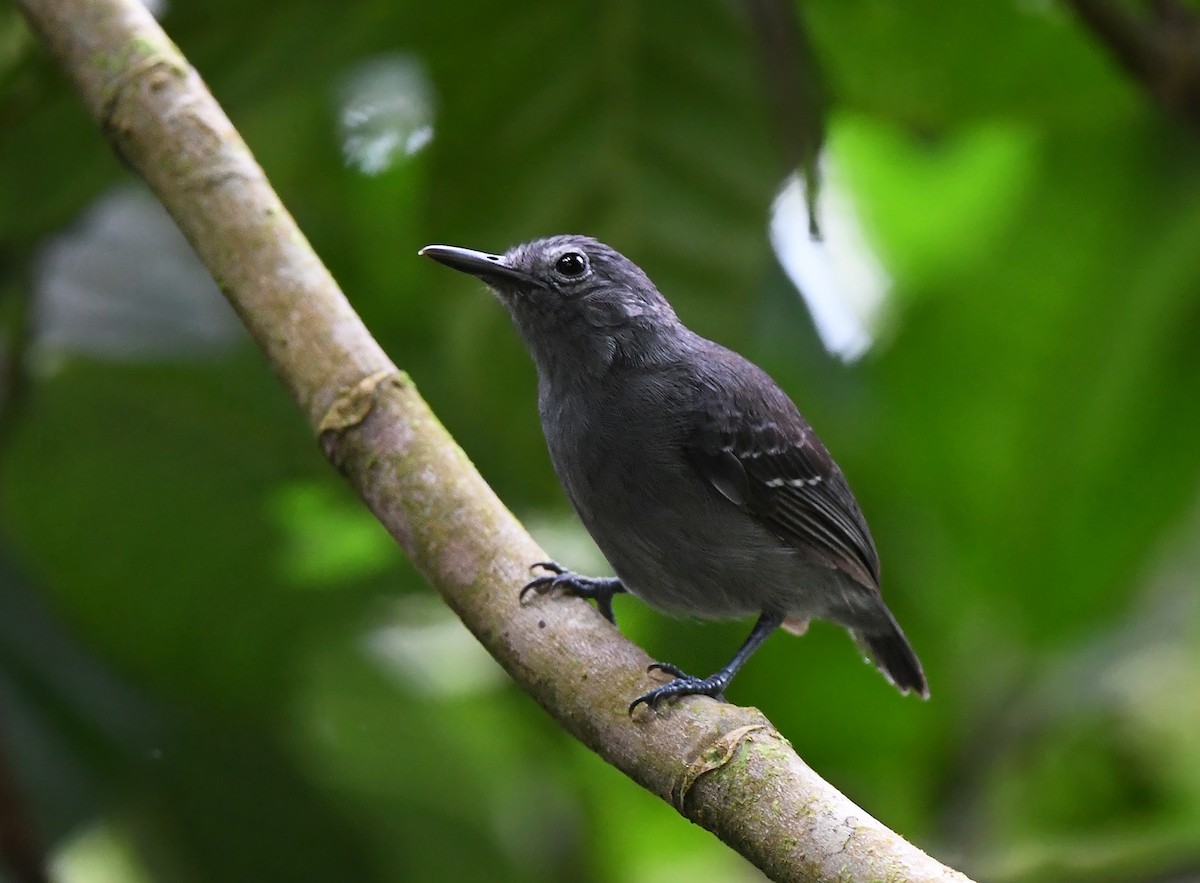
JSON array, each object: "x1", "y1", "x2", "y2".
[
  {"x1": 573, "y1": 459, "x2": 839, "y2": 621},
  {"x1": 544, "y1": 386, "x2": 847, "y2": 623}
]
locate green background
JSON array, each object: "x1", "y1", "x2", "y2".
[{"x1": 2, "y1": 1, "x2": 1199, "y2": 881}]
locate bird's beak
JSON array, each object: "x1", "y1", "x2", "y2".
[{"x1": 419, "y1": 244, "x2": 537, "y2": 287}]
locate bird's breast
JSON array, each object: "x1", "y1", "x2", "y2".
[
  {"x1": 537, "y1": 377, "x2": 795, "y2": 619},
  {"x1": 539, "y1": 377, "x2": 683, "y2": 508}
]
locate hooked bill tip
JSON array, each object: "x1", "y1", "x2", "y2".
[{"x1": 419, "y1": 243, "x2": 536, "y2": 286}]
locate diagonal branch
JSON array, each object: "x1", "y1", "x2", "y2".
[
  {"x1": 1066, "y1": 0, "x2": 1200, "y2": 125},
  {"x1": 13, "y1": 1, "x2": 972, "y2": 880},
  {"x1": 0, "y1": 258, "x2": 34, "y2": 460},
  {"x1": 0, "y1": 721, "x2": 50, "y2": 883},
  {"x1": 742, "y1": 0, "x2": 827, "y2": 237}
]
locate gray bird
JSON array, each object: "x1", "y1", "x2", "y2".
[{"x1": 420, "y1": 236, "x2": 928, "y2": 711}]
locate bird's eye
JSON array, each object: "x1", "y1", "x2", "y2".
[{"x1": 554, "y1": 251, "x2": 588, "y2": 279}]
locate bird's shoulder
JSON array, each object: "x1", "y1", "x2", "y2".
[{"x1": 680, "y1": 339, "x2": 882, "y2": 589}]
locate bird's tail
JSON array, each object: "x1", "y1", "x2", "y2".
[{"x1": 852, "y1": 612, "x2": 929, "y2": 699}]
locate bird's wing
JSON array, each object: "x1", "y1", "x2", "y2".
[{"x1": 683, "y1": 364, "x2": 881, "y2": 590}]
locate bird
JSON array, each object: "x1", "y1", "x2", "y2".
[{"x1": 419, "y1": 235, "x2": 928, "y2": 712}]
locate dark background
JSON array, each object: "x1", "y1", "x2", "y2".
[{"x1": 2, "y1": 1, "x2": 1199, "y2": 881}]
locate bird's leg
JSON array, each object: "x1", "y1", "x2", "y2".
[
  {"x1": 521, "y1": 561, "x2": 626, "y2": 625},
  {"x1": 629, "y1": 611, "x2": 784, "y2": 713}
]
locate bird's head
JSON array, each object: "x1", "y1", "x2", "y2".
[{"x1": 420, "y1": 235, "x2": 681, "y2": 377}]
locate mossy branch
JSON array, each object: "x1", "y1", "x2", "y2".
[{"x1": 14, "y1": 1, "x2": 973, "y2": 880}]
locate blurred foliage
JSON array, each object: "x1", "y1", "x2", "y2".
[{"x1": 1, "y1": 1, "x2": 1199, "y2": 881}]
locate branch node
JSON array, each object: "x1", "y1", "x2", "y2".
[
  {"x1": 672, "y1": 723, "x2": 768, "y2": 812},
  {"x1": 317, "y1": 368, "x2": 402, "y2": 459},
  {"x1": 99, "y1": 51, "x2": 184, "y2": 142}
]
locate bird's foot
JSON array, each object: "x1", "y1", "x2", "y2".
[
  {"x1": 520, "y1": 561, "x2": 625, "y2": 624},
  {"x1": 628, "y1": 663, "x2": 730, "y2": 714}
]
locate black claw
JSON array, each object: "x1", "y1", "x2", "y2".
[
  {"x1": 628, "y1": 612, "x2": 783, "y2": 715},
  {"x1": 520, "y1": 561, "x2": 566, "y2": 603},
  {"x1": 519, "y1": 561, "x2": 625, "y2": 625},
  {"x1": 647, "y1": 661, "x2": 687, "y2": 678},
  {"x1": 595, "y1": 594, "x2": 617, "y2": 625},
  {"x1": 519, "y1": 575, "x2": 556, "y2": 603},
  {"x1": 628, "y1": 667, "x2": 730, "y2": 714}
]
